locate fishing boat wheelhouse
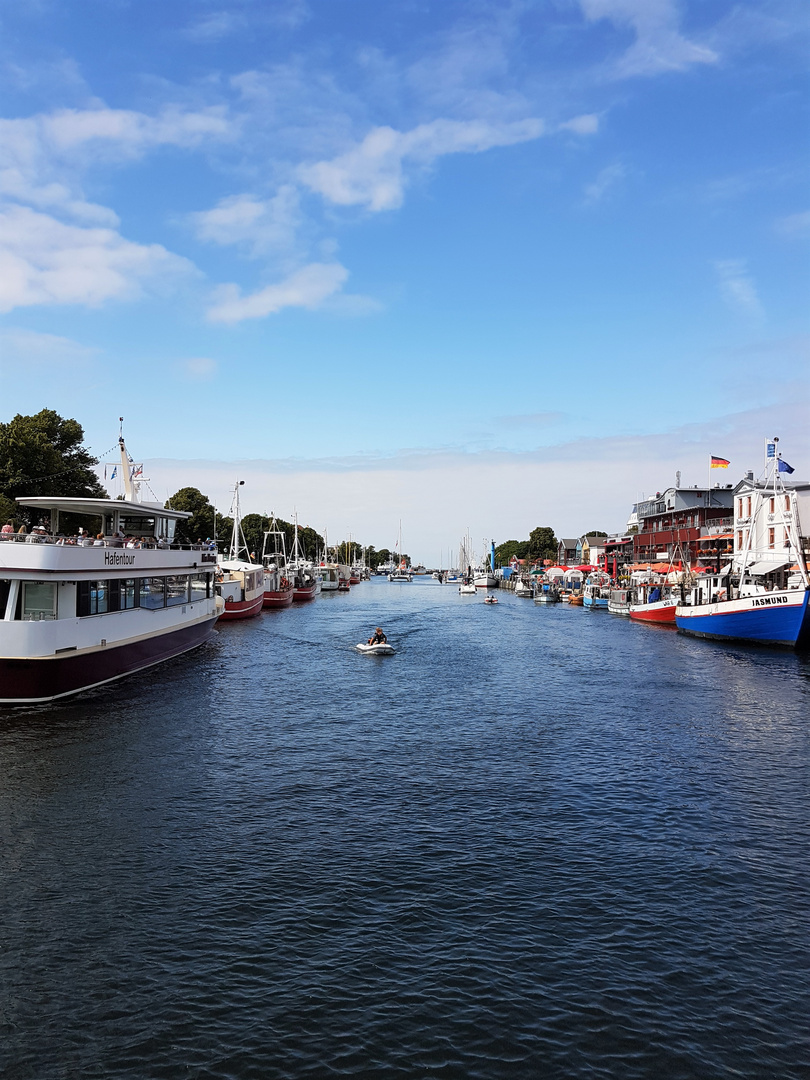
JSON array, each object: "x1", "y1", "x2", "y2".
[{"x1": 0, "y1": 493, "x2": 220, "y2": 704}]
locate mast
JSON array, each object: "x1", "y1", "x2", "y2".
[
  {"x1": 227, "y1": 480, "x2": 250, "y2": 562},
  {"x1": 117, "y1": 417, "x2": 147, "y2": 504}
]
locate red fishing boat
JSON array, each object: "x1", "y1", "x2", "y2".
[
  {"x1": 288, "y1": 510, "x2": 319, "y2": 601},
  {"x1": 216, "y1": 481, "x2": 264, "y2": 620},
  {"x1": 261, "y1": 518, "x2": 294, "y2": 608}
]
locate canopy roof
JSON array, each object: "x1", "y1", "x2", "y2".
[
  {"x1": 746, "y1": 558, "x2": 791, "y2": 576},
  {"x1": 16, "y1": 496, "x2": 191, "y2": 521}
]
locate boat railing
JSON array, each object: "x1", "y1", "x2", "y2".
[{"x1": 0, "y1": 534, "x2": 217, "y2": 553}]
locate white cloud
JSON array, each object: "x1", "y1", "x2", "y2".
[
  {"x1": 181, "y1": 357, "x2": 218, "y2": 380},
  {"x1": 206, "y1": 261, "x2": 349, "y2": 323},
  {"x1": 0, "y1": 205, "x2": 194, "y2": 313},
  {"x1": 581, "y1": 0, "x2": 718, "y2": 77},
  {"x1": 583, "y1": 162, "x2": 627, "y2": 204},
  {"x1": 776, "y1": 210, "x2": 810, "y2": 237},
  {"x1": 559, "y1": 114, "x2": 600, "y2": 136},
  {"x1": 714, "y1": 259, "x2": 764, "y2": 320},
  {"x1": 189, "y1": 186, "x2": 301, "y2": 255},
  {"x1": 143, "y1": 395, "x2": 810, "y2": 563},
  {"x1": 184, "y1": 10, "x2": 249, "y2": 42},
  {"x1": 299, "y1": 117, "x2": 545, "y2": 211},
  {"x1": 0, "y1": 105, "x2": 234, "y2": 225},
  {"x1": 0, "y1": 326, "x2": 99, "y2": 365}
]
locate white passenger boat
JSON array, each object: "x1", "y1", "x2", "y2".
[{"x1": 0, "y1": 435, "x2": 220, "y2": 704}]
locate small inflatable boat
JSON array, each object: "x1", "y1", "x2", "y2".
[
  {"x1": 483, "y1": 595, "x2": 498, "y2": 604},
  {"x1": 356, "y1": 642, "x2": 395, "y2": 655}
]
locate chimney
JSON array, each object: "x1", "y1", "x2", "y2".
[{"x1": 675, "y1": 470, "x2": 681, "y2": 488}]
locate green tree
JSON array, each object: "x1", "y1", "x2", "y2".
[
  {"x1": 585, "y1": 530, "x2": 608, "y2": 537},
  {"x1": 527, "y1": 526, "x2": 558, "y2": 563},
  {"x1": 0, "y1": 410, "x2": 107, "y2": 526},
  {"x1": 494, "y1": 539, "x2": 529, "y2": 566},
  {"x1": 168, "y1": 487, "x2": 227, "y2": 543}
]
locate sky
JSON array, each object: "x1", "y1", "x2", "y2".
[{"x1": 0, "y1": 0, "x2": 808, "y2": 563}]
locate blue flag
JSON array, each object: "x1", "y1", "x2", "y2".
[
  {"x1": 110, "y1": 466, "x2": 117, "y2": 479},
  {"x1": 778, "y1": 459, "x2": 794, "y2": 474}
]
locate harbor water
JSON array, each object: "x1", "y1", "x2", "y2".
[{"x1": 2, "y1": 578, "x2": 809, "y2": 1079}]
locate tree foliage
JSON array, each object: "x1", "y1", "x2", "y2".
[
  {"x1": 167, "y1": 487, "x2": 228, "y2": 543},
  {"x1": 494, "y1": 527, "x2": 558, "y2": 567},
  {"x1": 527, "y1": 526, "x2": 558, "y2": 562},
  {"x1": 0, "y1": 410, "x2": 107, "y2": 527},
  {"x1": 494, "y1": 539, "x2": 529, "y2": 565}
]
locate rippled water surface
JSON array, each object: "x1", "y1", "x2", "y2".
[{"x1": 2, "y1": 579, "x2": 810, "y2": 1079}]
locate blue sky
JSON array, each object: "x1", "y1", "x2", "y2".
[{"x1": 1, "y1": 0, "x2": 808, "y2": 561}]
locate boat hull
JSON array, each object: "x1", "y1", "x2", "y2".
[
  {"x1": 263, "y1": 588, "x2": 294, "y2": 608},
  {"x1": 0, "y1": 614, "x2": 218, "y2": 704},
  {"x1": 292, "y1": 584, "x2": 318, "y2": 601},
  {"x1": 630, "y1": 601, "x2": 677, "y2": 624},
  {"x1": 356, "y1": 642, "x2": 395, "y2": 655},
  {"x1": 675, "y1": 589, "x2": 809, "y2": 647},
  {"x1": 219, "y1": 594, "x2": 264, "y2": 620}
]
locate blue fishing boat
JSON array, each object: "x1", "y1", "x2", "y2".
[{"x1": 676, "y1": 439, "x2": 809, "y2": 647}]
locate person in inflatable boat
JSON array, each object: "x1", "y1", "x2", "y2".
[{"x1": 368, "y1": 627, "x2": 387, "y2": 644}]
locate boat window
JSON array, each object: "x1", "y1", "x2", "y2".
[
  {"x1": 119, "y1": 579, "x2": 139, "y2": 610},
  {"x1": 76, "y1": 581, "x2": 110, "y2": 617},
  {"x1": 190, "y1": 572, "x2": 210, "y2": 601},
  {"x1": 120, "y1": 515, "x2": 155, "y2": 538},
  {"x1": 140, "y1": 578, "x2": 166, "y2": 609},
  {"x1": 166, "y1": 576, "x2": 190, "y2": 606},
  {"x1": 22, "y1": 582, "x2": 57, "y2": 620}
]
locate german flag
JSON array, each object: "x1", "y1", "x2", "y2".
[{"x1": 710, "y1": 456, "x2": 730, "y2": 468}]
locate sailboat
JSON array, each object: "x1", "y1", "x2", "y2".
[
  {"x1": 388, "y1": 521, "x2": 412, "y2": 581},
  {"x1": 216, "y1": 481, "x2": 265, "y2": 620},
  {"x1": 457, "y1": 530, "x2": 476, "y2": 592},
  {"x1": 473, "y1": 538, "x2": 497, "y2": 589},
  {"x1": 261, "y1": 515, "x2": 294, "y2": 608}
]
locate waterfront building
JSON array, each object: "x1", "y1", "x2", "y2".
[
  {"x1": 576, "y1": 535, "x2": 608, "y2": 566},
  {"x1": 556, "y1": 538, "x2": 578, "y2": 565},
  {"x1": 732, "y1": 472, "x2": 810, "y2": 563},
  {"x1": 631, "y1": 484, "x2": 734, "y2": 565}
]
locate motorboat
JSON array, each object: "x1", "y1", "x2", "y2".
[
  {"x1": 583, "y1": 572, "x2": 611, "y2": 608},
  {"x1": 514, "y1": 577, "x2": 533, "y2": 598},
  {"x1": 356, "y1": 641, "x2": 395, "y2": 655},
  {"x1": 534, "y1": 583, "x2": 561, "y2": 604},
  {"x1": 607, "y1": 586, "x2": 632, "y2": 616},
  {"x1": 317, "y1": 563, "x2": 340, "y2": 591},
  {"x1": 0, "y1": 430, "x2": 221, "y2": 703},
  {"x1": 484, "y1": 594, "x2": 498, "y2": 604}
]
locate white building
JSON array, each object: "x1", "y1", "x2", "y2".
[{"x1": 733, "y1": 471, "x2": 810, "y2": 562}]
